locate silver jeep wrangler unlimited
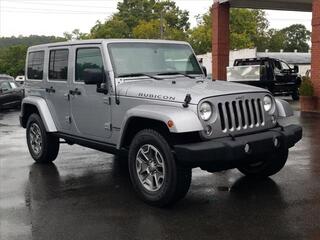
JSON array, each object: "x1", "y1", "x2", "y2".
[{"x1": 20, "y1": 39, "x2": 302, "y2": 206}]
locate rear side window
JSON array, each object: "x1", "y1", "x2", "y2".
[
  {"x1": 0, "y1": 81, "x2": 12, "y2": 91},
  {"x1": 49, "y1": 49, "x2": 69, "y2": 81},
  {"x1": 75, "y1": 48, "x2": 103, "y2": 82},
  {"x1": 27, "y1": 51, "x2": 45, "y2": 80}
]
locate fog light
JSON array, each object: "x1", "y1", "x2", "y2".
[
  {"x1": 273, "y1": 138, "x2": 280, "y2": 148},
  {"x1": 244, "y1": 144, "x2": 250, "y2": 153},
  {"x1": 204, "y1": 125, "x2": 213, "y2": 136}
]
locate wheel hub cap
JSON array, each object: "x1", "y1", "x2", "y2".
[
  {"x1": 135, "y1": 144, "x2": 165, "y2": 192},
  {"x1": 29, "y1": 123, "x2": 42, "y2": 155}
]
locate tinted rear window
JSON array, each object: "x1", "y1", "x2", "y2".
[
  {"x1": 49, "y1": 49, "x2": 69, "y2": 81},
  {"x1": 27, "y1": 51, "x2": 45, "y2": 80}
]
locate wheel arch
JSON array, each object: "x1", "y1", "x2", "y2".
[
  {"x1": 117, "y1": 105, "x2": 203, "y2": 149},
  {"x1": 20, "y1": 96, "x2": 57, "y2": 132}
]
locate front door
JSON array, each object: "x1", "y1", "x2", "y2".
[
  {"x1": 45, "y1": 48, "x2": 71, "y2": 132},
  {"x1": 70, "y1": 46, "x2": 112, "y2": 142}
]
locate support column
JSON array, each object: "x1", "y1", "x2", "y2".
[
  {"x1": 212, "y1": 1, "x2": 230, "y2": 80},
  {"x1": 311, "y1": 0, "x2": 320, "y2": 111}
]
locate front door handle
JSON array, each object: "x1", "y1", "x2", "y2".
[
  {"x1": 45, "y1": 87, "x2": 56, "y2": 93},
  {"x1": 69, "y1": 88, "x2": 81, "y2": 96}
]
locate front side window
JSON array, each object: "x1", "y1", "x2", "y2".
[
  {"x1": 9, "y1": 82, "x2": 17, "y2": 89},
  {"x1": 108, "y1": 43, "x2": 202, "y2": 77},
  {"x1": 27, "y1": 51, "x2": 44, "y2": 80},
  {"x1": 49, "y1": 49, "x2": 69, "y2": 81},
  {"x1": 280, "y1": 61, "x2": 290, "y2": 71},
  {"x1": 75, "y1": 48, "x2": 104, "y2": 82}
]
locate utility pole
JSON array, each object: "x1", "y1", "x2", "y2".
[{"x1": 160, "y1": 10, "x2": 164, "y2": 39}]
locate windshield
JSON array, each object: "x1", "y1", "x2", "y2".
[{"x1": 108, "y1": 42, "x2": 203, "y2": 78}]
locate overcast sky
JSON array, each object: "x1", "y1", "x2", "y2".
[{"x1": 0, "y1": 0, "x2": 312, "y2": 37}]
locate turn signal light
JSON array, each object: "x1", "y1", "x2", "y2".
[{"x1": 167, "y1": 120, "x2": 174, "y2": 128}]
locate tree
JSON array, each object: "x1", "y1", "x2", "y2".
[
  {"x1": 189, "y1": 8, "x2": 269, "y2": 54},
  {"x1": 230, "y1": 9, "x2": 268, "y2": 50},
  {"x1": 133, "y1": 19, "x2": 187, "y2": 40},
  {"x1": 63, "y1": 29, "x2": 89, "y2": 40},
  {"x1": 281, "y1": 24, "x2": 311, "y2": 52},
  {"x1": 0, "y1": 45, "x2": 28, "y2": 77},
  {"x1": 188, "y1": 13, "x2": 211, "y2": 54},
  {"x1": 90, "y1": 0, "x2": 189, "y2": 39},
  {"x1": 90, "y1": 18, "x2": 130, "y2": 39}
]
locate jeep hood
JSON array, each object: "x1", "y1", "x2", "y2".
[{"x1": 117, "y1": 78, "x2": 268, "y2": 104}]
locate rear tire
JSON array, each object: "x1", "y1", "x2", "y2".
[
  {"x1": 128, "y1": 129, "x2": 191, "y2": 207},
  {"x1": 238, "y1": 149, "x2": 289, "y2": 178},
  {"x1": 26, "y1": 113, "x2": 59, "y2": 163}
]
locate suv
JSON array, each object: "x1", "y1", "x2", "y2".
[
  {"x1": 20, "y1": 40, "x2": 302, "y2": 206},
  {"x1": 229, "y1": 57, "x2": 302, "y2": 100}
]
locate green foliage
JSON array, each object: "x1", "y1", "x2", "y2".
[
  {"x1": 63, "y1": 29, "x2": 89, "y2": 40},
  {"x1": 300, "y1": 77, "x2": 314, "y2": 96},
  {"x1": 0, "y1": 45, "x2": 28, "y2": 77},
  {"x1": 281, "y1": 24, "x2": 311, "y2": 52},
  {"x1": 90, "y1": 0, "x2": 188, "y2": 39},
  {"x1": 0, "y1": 35, "x2": 65, "y2": 48},
  {"x1": 188, "y1": 12, "x2": 212, "y2": 54},
  {"x1": 90, "y1": 18, "x2": 130, "y2": 38},
  {"x1": 189, "y1": 8, "x2": 269, "y2": 54},
  {"x1": 230, "y1": 9, "x2": 268, "y2": 50},
  {"x1": 133, "y1": 19, "x2": 187, "y2": 40}
]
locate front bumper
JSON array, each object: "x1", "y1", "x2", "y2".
[{"x1": 174, "y1": 125, "x2": 302, "y2": 171}]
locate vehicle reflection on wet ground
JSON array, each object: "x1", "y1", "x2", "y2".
[{"x1": 1, "y1": 102, "x2": 320, "y2": 240}]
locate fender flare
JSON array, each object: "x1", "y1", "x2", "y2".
[
  {"x1": 117, "y1": 105, "x2": 203, "y2": 148},
  {"x1": 21, "y1": 96, "x2": 57, "y2": 132}
]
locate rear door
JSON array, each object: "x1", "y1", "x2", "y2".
[
  {"x1": 45, "y1": 47, "x2": 72, "y2": 132},
  {"x1": 69, "y1": 45, "x2": 112, "y2": 142}
]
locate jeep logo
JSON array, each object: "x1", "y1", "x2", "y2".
[
  {"x1": 235, "y1": 96, "x2": 245, "y2": 100},
  {"x1": 138, "y1": 93, "x2": 176, "y2": 101}
]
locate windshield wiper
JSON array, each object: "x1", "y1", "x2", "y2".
[
  {"x1": 118, "y1": 73, "x2": 162, "y2": 80},
  {"x1": 156, "y1": 72, "x2": 196, "y2": 79}
]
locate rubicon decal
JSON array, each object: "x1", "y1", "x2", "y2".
[{"x1": 138, "y1": 93, "x2": 176, "y2": 101}]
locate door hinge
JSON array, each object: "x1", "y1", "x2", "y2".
[
  {"x1": 103, "y1": 97, "x2": 112, "y2": 105},
  {"x1": 104, "y1": 122, "x2": 112, "y2": 131},
  {"x1": 65, "y1": 116, "x2": 72, "y2": 124}
]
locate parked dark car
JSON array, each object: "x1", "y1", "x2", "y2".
[
  {"x1": 231, "y1": 57, "x2": 302, "y2": 100},
  {"x1": 0, "y1": 75, "x2": 24, "y2": 110}
]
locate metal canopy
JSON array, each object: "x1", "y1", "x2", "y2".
[{"x1": 218, "y1": 0, "x2": 312, "y2": 12}]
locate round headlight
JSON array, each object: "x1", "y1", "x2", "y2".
[
  {"x1": 199, "y1": 102, "x2": 212, "y2": 121},
  {"x1": 263, "y1": 95, "x2": 273, "y2": 112}
]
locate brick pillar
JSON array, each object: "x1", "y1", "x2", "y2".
[
  {"x1": 212, "y1": 2, "x2": 230, "y2": 80},
  {"x1": 312, "y1": 0, "x2": 320, "y2": 111}
]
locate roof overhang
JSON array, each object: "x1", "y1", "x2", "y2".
[{"x1": 218, "y1": 0, "x2": 312, "y2": 12}]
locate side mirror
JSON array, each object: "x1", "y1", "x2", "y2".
[
  {"x1": 293, "y1": 65, "x2": 299, "y2": 73},
  {"x1": 83, "y1": 68, "x2": 103, "y2": 85},
  {"x1": 202, "y1": 66, "x2": 207, "y2": 77}
]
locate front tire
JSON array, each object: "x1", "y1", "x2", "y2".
[
  {"x1": 26, "y1": 113, "x2": 60, "y2": 163},
  {"x1": 238, "y1": 149, "x2": 289, "y2": 178},
  {"x1": 128, "y1": 129, "x2": 191, "y2": 207}
]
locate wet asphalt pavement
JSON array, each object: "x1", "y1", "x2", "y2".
[{"x1": 1, "y1": 100, "x2": 320, "y2": 240}]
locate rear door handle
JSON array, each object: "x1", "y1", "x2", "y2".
[
  {"x1": 69, "y1": 88, "x2": 81, "y2": 96},
  {"x1": 45, "y1": 87, "x2": 56, "y2": 93}
]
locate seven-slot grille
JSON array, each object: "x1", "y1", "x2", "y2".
[{"x1": 217, "y1": 98, "x2": 265, "y2": 132}]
